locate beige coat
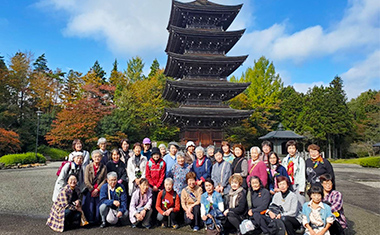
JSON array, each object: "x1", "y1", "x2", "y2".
[{"x1": 84, "y1": 162, "x2": 107, "y2": 191}]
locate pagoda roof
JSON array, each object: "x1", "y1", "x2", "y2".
[
  {"x1": 164, "y1": 52, "x2": 248, "y2": 79},
  {"x1": 259, "y1": 123, "x2": 305, "y2": 140},
  {"x1": 167, "y1": 0, "x2": 242, "y2": 30},
  {"x1": 162, "y1": 106, "x2": 253, "y2": 128},
  {"x1": 163, "y1": 79, "x2": 250, "y2": 102},
  {"x1": 166, "y1": 26, "x2": 245, "y2": 54}
]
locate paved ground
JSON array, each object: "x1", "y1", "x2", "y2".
[{"x1": 0, "y1": 162, "x2": 379, "y2": 234}]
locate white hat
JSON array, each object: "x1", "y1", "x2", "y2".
[{"x1": 186, "y1": 141, "x2": 196, "y2": 149}]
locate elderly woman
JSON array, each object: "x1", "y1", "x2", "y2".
[
  {"x1": 185, "y1": 141, "x2": 196, "y2": 165},
  {"x1": 192, "y1": 146, "x2": 212, "y2": 188},
  {"x1": 47, "y1": 174, "x2": 84, "y2": 232},
  {"x1": 201, "y1": 178, "x2": 224, "y2": 231},
  {"x1": 99, "y1": 172, "x2": 128, "y2": 228},
  {"x1": 320, "y1": 174, "x2": 348, "y2": 234},
  {"x1": 247, "y1": 146, "x2": 268, "y2": 188},
  {"x1": 268, "y1": 176, "x2": 302, "y2": 235},
  {"x1": 119, "y1": 138, "x2": 132, "y2": 164},
  {"x1": 222, "y1": 174, "x2": 247, "y2": 234},
  {"x1": 181, "y1": 172, "x2": 203, "y2": 231},
  {"x1": 156, "y1": 178, "x2": 180, "y2": 229},
  {"x1": 142, "y1": 137, "x2": 152, "y2": 161},
  {"x1": 163, "y1": 141, "x2": 179, "y2": 177},
  {"x1": 129, "y1": 178, "x2": 153, "y2": 229},
  {"x1": 221, "y1": 141, "x2": 234, "y2": 164},
  {"x1": 211, "y1": 148, "x2": 232, "y2": 196},
  {"x1": 305, "y1": 144, "x2": 335, "y2": 190},
  {"x1": 169, "y1": 151, "x2": 192, "y2": 196},
  {"x1": 98, "y1": 137, "x2": 111, "y2": 165},
  {"x1": 158, "y1": 143, "x2": 167, "y2": 157},
  {"x1": 247, "y1": 176, "x2": 272, "y2": 234},
  {"x1": 68, "y1": 139, "x2": 90, "y2": 168},
  {"x1": 268, "y1": 151, "x2": 291, "y2": 195},
  {"x1": 231, "y1": 144, "x2": 248, "y2": 189},
  {"x1": 127, "y1": 143, "x2": 148, "y2": 196},
  {"x1": 53, "y1": 152, "x2": 85, "y2": 202},
  {"x1": 106, "y1": 149, "x2": 128, "y2": 189},
  {"x1": 82, "y1": 150, "x2": 107, "y2": 224},
  {"x1": 206, "y1": 145, "x2": 216, "y2": 164}
]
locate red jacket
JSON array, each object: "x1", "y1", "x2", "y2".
[
  {"x1": 155, "y1": 189, "x2": 180, "y2": 214},
  {"x1": 146, "y1": 158, "x2": 166, "y2": 189}
]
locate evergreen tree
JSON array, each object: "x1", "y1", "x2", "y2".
[
  {"x1": 279, "y1": 86, "x2": 304, "y2": 131},
  {"x1": 148, "y1": 58, "x2": 160, "y2": 78},
  {"x1": 91, "y1": 60, "x2": 106, "y2": 83},
  {"x1": 33, "y1": 53, "x2": 49, "y2": 72},
  {"x1": 109, "y1": 59, "x2": 127, "y2": 88},
  {"x1": 125, "y1": 56, "x2": 145, "y2": 83}
]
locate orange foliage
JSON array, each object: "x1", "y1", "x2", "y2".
[{"x1": 0, "y1": 128, "x2": 21, "y2": 155}]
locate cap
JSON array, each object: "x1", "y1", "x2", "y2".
[
  {"x1": 186, "y1": 141, "x2": 196, "y2": 149},
  {"x1": 142, "y1": 138, "x2": 151, "y2": 145}
]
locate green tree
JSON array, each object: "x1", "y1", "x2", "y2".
[
  {"x1": 125, "y1": 56, "x2": 145, "y2": 83},
  {"x1": 61, "y1": 70, "x2": 84, "y2": 105},
  {"x1": 109, "y1": 59, "x2": 127, "y2": 88},
  {"x1": 148, "y1": 58, "x2": 160, "y2": 78},
  {"x1": 33, "y1": 53, "x2": 49, "y2": 72},
  {"x1": 279, "y1": 86, "x2": 304, "y2": 131},
  {"x1": 91, "y1": 60, "x2": 106, "y2": 84}
]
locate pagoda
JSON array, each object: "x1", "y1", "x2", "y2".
[{"x1": 162, "y1": 0, "x2": 252, "y2": 146}]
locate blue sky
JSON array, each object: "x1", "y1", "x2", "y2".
[{"x1": 1, "y1": 0, "x2": 379, "y2": 100}]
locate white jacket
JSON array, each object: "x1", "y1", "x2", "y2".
[
  {"x1": 281, "y1": 154, "x2": 306, "y2": 193},
  {"x1": 126, "y1": 154, "x2": 147, "y2": 196}
]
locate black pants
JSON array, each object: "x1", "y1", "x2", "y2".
[
  {"x1": 184, "y1": 204, "x2": 201, "y2": 228},
  {"x1": 329, "y1": 220, "x2": 346, "y2": 235},
  {"x1": 223, "y1": 211, "x2": 242, "y2": 232},
  {"x1": 282, "y1": 216, "x2": 301, "y2": 235},
  {"x1": 64, "y1": 209, "x2": 81, "y2": 230},
  {"x1": 157, "y1": 211, "x2": 178, "y2": 226},
  {"x1": 250, "y1": 212, "x2": 272, "y2": 234},
  {"x1": 151, "y1": 191, "x2": 159, "y2": 225}
]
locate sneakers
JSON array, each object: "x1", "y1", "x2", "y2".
[
  {"x1": 193, "y1": 226, "x2": 200, "y2": 231},
  {"x1": 99, "y1": 222, "x2": 107, "y2": 228}
]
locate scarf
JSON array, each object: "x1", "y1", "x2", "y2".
[
  {"x1": 228, "y1": 187, "x2": 243, "y2": 208},
  {"x1": 281, "y1": 188, "x2": 290, "y2": 199},
  {"x1": 312, "y1": 156, "x2": 324, "y2": 168},
  {"x1": 196, "y1": 157, "x2": 205, "y2": 167},
  {"x1": 287, "y1": 158, "x2": 295, "y2": 184}
]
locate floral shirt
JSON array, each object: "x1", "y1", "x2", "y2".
[{"x1": 169, "y1": 163, "x2": 191, "y2": 196}]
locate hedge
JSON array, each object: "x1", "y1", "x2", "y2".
[
  {"x1": 38, "y1": 145, "x2": 69, "y2": 161},
  {"x1": 0, "y1": 152, "x2": 46, "y2": 166},
  {"x1": 359, "y1": 156, "x2": 380, "y2": 168}
]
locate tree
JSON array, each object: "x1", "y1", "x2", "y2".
[
  {"x1": 0, "y1": 128, "x2": 21, "y2": 156},
  {"x1": 33, "y1": 53, "x2": 49, "y2": 72},
  {"x1": 279, "y1": 86, "x2": 304, "y2": 131},
  {"x1": 91, "y1": 60, "x2": 106, "y2": 83},
  {"x1": 109, "y1": 59, "x2": 127, "y2": 88},
  {"x1": 148, "y1": 58, "x2": 160, "y2": 78},
  {"x1": 61, "y1": 70, "x2": 84, "y2": 106},
  {"x1": 125, "y1": 56, "x2": 145, "y2": 83}
]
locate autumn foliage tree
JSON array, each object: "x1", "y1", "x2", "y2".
[{"x1": 0, "y1": 128, "x2": 21, "y2": 156}]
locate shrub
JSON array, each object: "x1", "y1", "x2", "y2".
[
  {"x1": 360, "y1": 157, "x2": 380, "y2": 168},
  {"x1": 38, "y1": 145, "x2": 69, "y2": 161},
  {"x1": 0, "y1": 152, "x2": 46, "y2": 166}
]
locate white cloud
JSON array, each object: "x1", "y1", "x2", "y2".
[
  {"x1": 292, "y1": 81, "x2": 330, "y2": 94},
  {"x1": 340, "y1": 50, "x2": 380, "y2": 100}
]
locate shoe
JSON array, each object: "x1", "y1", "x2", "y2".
[
  {"x1": 144, "y1": 225, "x2": 151, "y2": 229},
  {"x1": 173, "y1": 224, "x2": 179, "y2": 229},
  {"x1": 161, "y1": 223, "x2": 166, "y2": 228},
  {"x1": 193, "y1": 226, "x2": 199, "y2": 231},
  {"x1": 99, "y1": 222, "x2": 107, "y2": 228},
  {"x1": 131, "y1": 224, "x2": 137, "y2": 228}
]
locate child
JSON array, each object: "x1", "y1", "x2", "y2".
[{"x1": 302, "y1": 186, "x2": 335, "y2": 235}]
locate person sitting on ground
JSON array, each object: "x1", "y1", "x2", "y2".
[
  {"x1": 247, "y1": 176, "x2": 272, "y2": 235},
  {"x1": 260, "y1": 140, "x2": 272, "y2": 167},
  {"x1": 231, "y1": 144, "x2": 248, "y2": 189},
  {"x1": 141, "y1": 137, "x2": 152, "y2": 161},
  {"x1": 68, "y1": 139, "x2": 90, "y2": 169},
  {"x1": 211, "y1": 148, "x2": 232, "y2": 196},
  {"x1": 158, "y1": 143, "x2": 167, "y2": 157},
  {"x1": 129, "y1": 178, "x2": 153, "y2": 229},
  {"x1": 155, "y1": 178, "x2": 180, "y2": 229},
  {"x1": 52, "y1": 152, "x2": 85, "y2": 202},
  {"x1": 181, "y1": 172, "x2": 203, "y2": 231},
  {"x1": 119, "y1": 138, "x2": 132, "y2": 164},
  {"x1": 268, "y1": 151, "x2": 291, "y2": 195},
  {"x1": 127, "y1": 143, "x2": 147, "y2": 197},
  {"x1": 201, "y1": 178, "x2": 224, "y2": 232},
  {"x1": 191, "y1": 146, "x2": 212, "y2": 189},
  {"x1": 247, "y1": 146, "x2": 268, "y2": 188},
  {"x1": 221, "y1": 141, "x2": 234, "y2": 164},
  {"x1": 206, "y1": 145, "x2": 216, "y2": 164},
  {"x1": 267, "y1": 176, "x2": 302, "y2": 235},
  {"x1": 47, "y1": 174, "x2": 84, "y2": 232},
  {"x1": 82, "y1": 150, "x2": 107, "y2": 224},
  {"x1": 98, "y1": 137, "x2": 111, "y2": 165},
  {"x1": 163, "y1": 141, "x2": 179, "y2": 177},
  {"x1": 320, "y1": 174, "x2": 348, "y2": 235},
  {"x1": 169, "y1": 151, "x2": 191, "y2": 197},
  {"x1": 302, "y1": 186, "x2": 334, "y2": 235},
  {"x1": 99, "y1": 172, "x2": 128, "y2": 228},
  {"x1": 185, "y1": 141, "x2": 196, "y2": 165},
  {"x1": 222, "y1": 174, "x2": 247, "y2": 234},
  {"x1": 106, "y1": 148, "x2": 128, "y2": 190}
]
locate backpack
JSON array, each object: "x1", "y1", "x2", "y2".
[
  {"x1": 56, "y1": 160, "x2": 70, "y2": 176},
  {"x1": 148, "y1": 159, "x2": 164, "y2": 171},
  {"x1": 162, "y1": 189, "x2": 177, "y2": 205}
]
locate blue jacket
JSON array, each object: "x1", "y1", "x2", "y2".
[
  {"x1": 163, "y1": 153, "x2": 176, "y2": 176},
  {"x1": 192, "y1": 157, "x2": 212, "y2": 182},
  {"x1": 99, "y1": 183, "x2": 128, "y2": 214},
  {"x1": 201, "y1": 191, "x2": 224, "y2": 214},
  {"x1": 268, "y1": 165, "x2": 290, "y2": 191},
  {"x1": 302, "y1": 201, "x2": 334, "y2": 226}
]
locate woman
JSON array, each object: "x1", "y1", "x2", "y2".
[
  {"x1": 127, "y1": 143, "x2": 148, "y2": 196},
  {"x1": 247, "y1": 146, "x2": 268, "y2": 188},
  {"x1": 119, "y1": 138, "x2": 132, "y2": 164},
  {"x1": 260, "y1": 141, "x2": 272, "y2": 167},
  {"x1": 185, "y1": 141, "x2": 196, "y2": 165},
  {"x1": 68, "y1": 139, "x2": 90, "y2": 168},
  {"x1": 206, "y1": 145, "x2": 216, "y2": 164},
  {"x1": 191, "y1": 146, "x2": 212, "y2": 189},
  {"x1": 223, "y1": 174, "x2": 247, "y2": 234},
  {"x1": 320, "y1": 174, "x2": 347, "y2": 235},
  {"x1": 201, "y1": 178, "x2": 224, "y2": 231},
  {"x1": 247, "y1": 176, "x2": 272, "y2": 235},
  {"x1": 305, "y1": 144, "x2": 335, "y2": 190},
  {"x1": 169, "y1": 151, "x2": 191, "y2": 196},
  {"x1": 231, "y1": 144, "x2": 248, "y2": 189},
  {"x1": 47, "y1": 174, "x2": 84, "y2": 232},
  {"x1": 181, "y1": 172, "x2": 203, "y2": 231},
  {"x1": 142, "y1": 137, "x2": 152, "y2": 161},
  {"x1": 222, "y1": 141, "x2": 234, "y2": 164},
  {"x1": 211, "y1": 148, "x2": 232, "y2": 196},
  {"x1": 163, "y1": 141, "x2": 179, "y2": 177},
  {"x1": 129, "y1": 178, "x2": 153, "y2": 228},
  {"x1": 268, "y1": 151, "x2": 290, "y2": 195},
  {"x1": 82, "y1": 150, "x2": 107, "y2": 224},
  {"x1": 98, "y1": 137, "x2": 111, "y2": 165},
  {"x1": 52, "y1": 152, "x2": 85, "y2": 202},
  {"x1": 156, "y1": 178, "x2": 180, "y2": 229},
  {"x1": 158, "y1": 144, "x2": 167, "y2": 157},
  {"x1": 106, "y1": 149, "x2": 128, "y2": 189},
  {"x1": 268, "y1": 176, "x2": 302, "y2": 235}
]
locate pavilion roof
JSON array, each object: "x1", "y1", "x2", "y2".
[{"x1": 259, "y1": 123, "x2": 305, "y2": 140}]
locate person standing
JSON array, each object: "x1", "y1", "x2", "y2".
[{"x1": 163, "y1": 142, "x2": 179, "y2": 177}]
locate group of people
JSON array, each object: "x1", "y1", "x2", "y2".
[{"x1": 46, "y1": 138, "x2": 347, "y2": 235}]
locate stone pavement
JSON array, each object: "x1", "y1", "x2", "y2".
[{"x1": 0, "y1": 162, "x2": 379, "y2": 234}]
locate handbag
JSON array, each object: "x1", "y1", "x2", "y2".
[
  {"x1": 239, "y1": 219, "x2": 255, "y2": 235},
  {"x1": 106, "y1": 208, "x2": 119, "y2": 224}
]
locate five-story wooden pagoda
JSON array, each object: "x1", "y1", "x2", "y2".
[{"x1": 162, "y1": 0, "x2": 252, "y2": 146}]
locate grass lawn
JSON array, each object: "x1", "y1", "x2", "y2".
[{"x1": 330, "y1": 156, "x2": 380, "y2": 168}]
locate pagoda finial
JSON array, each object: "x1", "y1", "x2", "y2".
[{"x1": 277, "y1": 123, "x2": 284, "y2": 131}]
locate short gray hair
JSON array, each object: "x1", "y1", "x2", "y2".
[
  {"x1": 176, "y1": 151, "x2": 185, "y2": 159},
  {"x1": 91, "y1": 150, "x2": 102, "y2": 159},
  {"x1": 107, "y1": 171, "x2": 117, "y2": 179},
  {"x1": 206, "y1": 145, "x2": 215, "y2": 151},
  {"x1": 97, "y1": 137, "x2": 107, "y2": 145},
  {"x1": 195, "y1": 146, "x2": 204, "y2": 153},
  {"x1": 164, "y1": 178, "x2": 174, "y2": 185},
  {"x1": 250, "y1": 146, "x2": 261, "y2": 155},
  {"x1": 158, "y1": 144, "x2": 167, "y2": 150}
]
